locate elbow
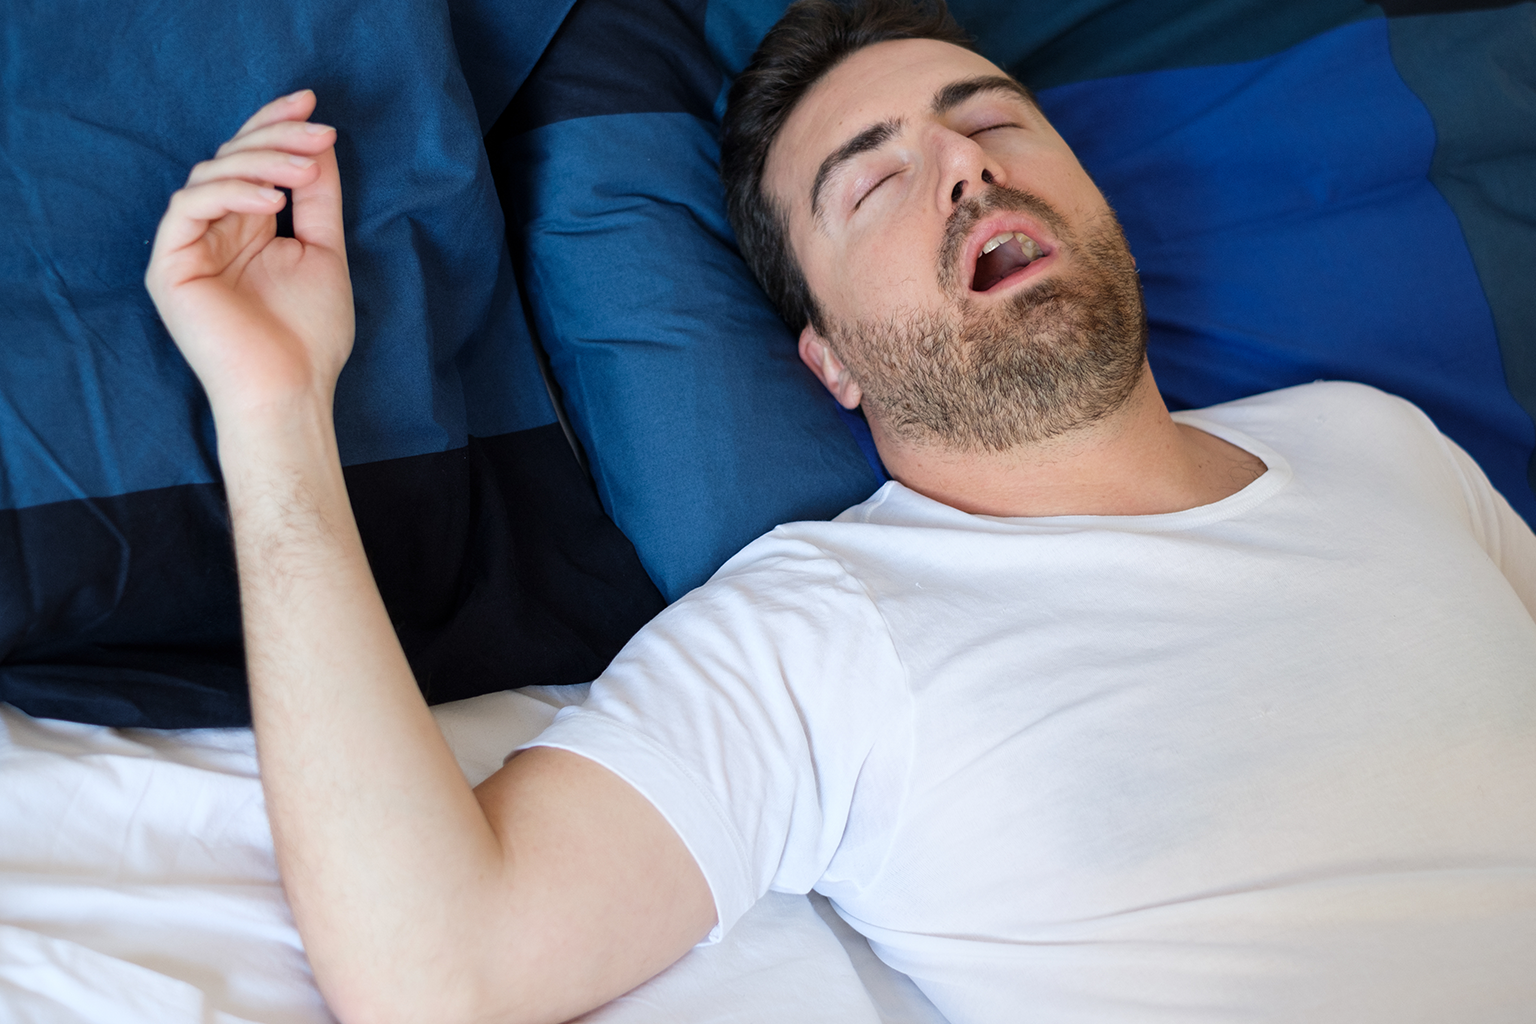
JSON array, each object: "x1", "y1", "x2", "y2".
[{"x1": 320, "y1": 963, "x2": 559, "y2": 1024}]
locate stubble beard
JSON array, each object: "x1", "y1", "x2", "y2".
[{"x1": 826, "y1": 186, "x2": 1149, "y2": 453}]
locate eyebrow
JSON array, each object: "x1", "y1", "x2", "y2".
[
  {"x1": 931, "y1": 74, "x2": 1037, "y2": 117},
  {"x1": 809, "y1": 117, "x2": 903, "y2": 223},
  {"x1": 805, "y1": 75, "x2": 1037, "y2": 224}
]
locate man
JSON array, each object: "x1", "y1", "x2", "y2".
[{"x1": 144, "y1": 1, "x2": 1536, "y2": 1022}]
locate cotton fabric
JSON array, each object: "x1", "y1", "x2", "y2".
[{"x1": 528, "y1": 382, "x2": 1536, "y2": 1023}]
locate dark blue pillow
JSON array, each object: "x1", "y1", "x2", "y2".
[
  {"x1": 491, "y1": 0, "x2": 883, "y2": 603},
  {"x1": 0, "y1": 0, "x2": 662, "y2": 726},
  {"x1": 495, "y1": 0, "x2": 1535, "y2": 608}
]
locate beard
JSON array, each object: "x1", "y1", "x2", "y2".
[{"x1": 826, "y1": 185, "x2": 1149, "y2": 453}]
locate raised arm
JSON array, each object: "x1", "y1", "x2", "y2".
[{"x1": 145, "y1": 92, "x2": 713, "y2": 1024}]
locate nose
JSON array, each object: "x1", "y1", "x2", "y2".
[
  {"x1": 936, "y1": 127, "x2": 1002, "y2": 212},
  {"x1": 949, "y1": 169, "x2": 995, "y2": 203}
]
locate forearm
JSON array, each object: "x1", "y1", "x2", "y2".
[
  {"x1": 220, "y1": 402, "x2": 507, "y2": 1021},
  {"x1": 150, "y1": 94, "x2": 713, "y2": 1023}
]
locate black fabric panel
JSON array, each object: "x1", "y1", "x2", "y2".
[
  {"x1": 350, "y1": 426, "x2": 667, "y2": 705},
  {"x1": 1, "y1": 423, "x2": 664, "y2": 728},
  {"x1": 496, "y1": 0, "x2": 720, "y2": 136},
  {"x1": 1378, "y1": 0, "x2": 1523, "y2": 14},
  {"x1": 0, "y1": 482, "x2": 247, "y2": 727},
  {"x1": 951, "y1": 0, "x2": 1377, "y2": 90},
  {"x1": 447, "y1": 0, "x2": 580, "y2": 132}
]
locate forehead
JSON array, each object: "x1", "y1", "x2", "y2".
[{"x1": 764, "y1": 37, "x2": 1010, "y2": 213}]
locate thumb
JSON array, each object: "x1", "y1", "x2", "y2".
[{"x1": 290, "y1": 133, "x2": 345, "y2": 255}]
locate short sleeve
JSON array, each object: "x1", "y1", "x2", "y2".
[
  {"x1": 1440, "y1": 433, "x2": 1536, "y2": 620},
  {"x1": 519, "y1": 533, "x2": 909, "y2": 941}
]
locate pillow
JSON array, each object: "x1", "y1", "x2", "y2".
[
  {"x1": 489, "y1": 0, "x2": 885, "y2": 604},
  {"x1": 492, "y1": 0, "x2": 1535, "y2": 606},
  {"x1": 1036, "y1": 7, "x2": 1536, "y2": 523},
  {"x1": 0, "y1": 0, "x2": 663, "y2": 727}
]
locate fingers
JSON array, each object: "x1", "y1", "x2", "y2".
[
  {"x1": 186, "y1": 149, "x2": 320, "y2": 190},
  {"x1": 149, "y1": 91, "x2": 347, "y2": 286},
  {"x1": 159, "y1": 143, "x2": 324, "y2": 262},
  {"x1": 231, "y1": 88, "x2": 318, "y2": 143},
  {"x1": 215, "y1": 119, "x2": 337, "y2": 163},
  {"x1": 289, "y1": 144, "x2": 346, "y2": 254},
  {"x1": 151, "y1": 179, "x2": 288, "y2": 259},
  {"x1": 214, "y1": 110, "x2": 345, "y2": 254}
]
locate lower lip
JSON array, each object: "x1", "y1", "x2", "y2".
[{"x1": 976, "y1": 252, "x2": 1054, "y2": 295}]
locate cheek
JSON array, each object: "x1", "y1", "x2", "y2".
[
  {"x1": 994, "y1": 141, "x2": 1107, "y2": 219},
  {"x1": 1044, "y1": 160, "x2": 1111, "y2": 223},
  {"x1": 837, "y1": 221, "x2": 944, "y2": 316}
]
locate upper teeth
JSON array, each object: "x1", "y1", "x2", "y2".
[{"x1": 981, "y1": 231, "x2": 1044, "y2": 260}]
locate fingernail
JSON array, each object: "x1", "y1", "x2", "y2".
[
  {"x1": 260, "y1": 187, "x2": 285, "y2": 202},
  {"x1": 304, "y1": 123, "x2": 335, "y2": 135},
  {"x1": 286, "y1": 89, "x2": 310, "y2": 101},
  {"x1": 288, "y1": 155, "x2": 316, "y2": 167}
]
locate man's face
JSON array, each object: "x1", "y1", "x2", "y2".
[{"x1": 764, "y1": 38, "x2": 1147, "y2": 451}]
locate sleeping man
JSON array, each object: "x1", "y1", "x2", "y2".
[{"x1": 143, "y1": 0, "x2": 1536, "y2": 1021}]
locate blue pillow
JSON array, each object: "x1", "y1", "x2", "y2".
[
  {"x1": 0, "y1": 0, "x2": 662, "y2": 726},
  {"x1": 491, "y1": 0, "x2": 884, "y2": 604},
  {"x1": 496, "y1": 0, "x2": 1535, "y2": 608},
  {"x1": 1040, "y1": 12, "x2": 1536, "y2": 525}
]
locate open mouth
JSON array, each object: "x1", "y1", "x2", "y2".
[{"x1": 971, "y1": 230, "x2": 1047, "y2": 292}]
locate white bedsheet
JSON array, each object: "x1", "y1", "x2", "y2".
[{"x1": 0, "y1": 693, "x2": 948, "y2": 1024}]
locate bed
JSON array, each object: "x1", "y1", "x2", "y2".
[
  {"x1": 3, "y1": 0, "x2": 1533, "y2": 1019},
  {"x1": 0, "y1": 692, "x2": 949, "y2": 1022}
]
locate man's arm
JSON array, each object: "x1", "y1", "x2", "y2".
[{"x1": 145, "y1": 92, "x2": 714, "y2": 1024}]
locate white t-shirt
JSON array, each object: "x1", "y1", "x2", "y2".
[{"x1": 526, "y1": 382, "x2": 1536, "y2": 1023}]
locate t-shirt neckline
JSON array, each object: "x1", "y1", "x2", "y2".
[{"x1": 876, "y1": 414, "x2": 1293, "y2": 533}]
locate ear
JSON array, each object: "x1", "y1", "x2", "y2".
[{"x1": 798, "y1": 324, "x2": 862, "y2": 410}]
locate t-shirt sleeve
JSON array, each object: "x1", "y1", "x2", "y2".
[
  {"x1": 1440, "y1": 434, "x2": 1536, "y2": 621},
  {"x1": 517, "y1": 534, "x2": 909, "y2": 942}
]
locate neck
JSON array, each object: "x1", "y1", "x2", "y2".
[{"x1": 870, "y1": 365, "x2": 1266, "y2": 518}]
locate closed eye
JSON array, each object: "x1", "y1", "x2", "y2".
[
  {"x1": 968, "y1": 123, "x2": 1020, "y2": 138},
  {"x1": 855, "y1": 170, "x2": 901, "y2": 210}
]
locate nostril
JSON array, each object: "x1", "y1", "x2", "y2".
[
  {"x1": 950, "y1": 181, "x2": 964, "y2": 203},
  {"x1": 981, "y1": 169, "x2": 994, "y2": 185}
]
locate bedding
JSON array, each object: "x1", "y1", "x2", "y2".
[
  {"x1": 0, "y1": 692, "x2": 948, "y2": 1024},
  {"x1": 5, "y1": 0, "x2": 1533, "y2": 713},
  {"x1": 0, "y1": 0, "x2": 663, "y2": 728},
  {"x1": 2, "y1": 0, "x2": 1535, "y2": 1020}
]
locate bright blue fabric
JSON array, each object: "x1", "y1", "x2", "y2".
[
  {"x1": 0, "y1": 0, "x2": 556, "y2": 511},
  {"x1": 1040, "y1": 16, "x2": 1536, "y2": 524}
]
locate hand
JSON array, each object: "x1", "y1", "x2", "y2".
[{"x1": 145, "y1": 90, "x2": 354, "y2": 426}]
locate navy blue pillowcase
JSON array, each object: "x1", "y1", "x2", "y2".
[
  {"x1": 1, "y1": 0, "x2": 663, "y2": 726},
  {"x1": 449, "y1": 0, "x2": 580, "y2": 131},
  {"x1": 497, "y1": 0, "x2": 1536, "y2": 607},
  {"x1": 492, "y1": 0, "x2": 882, "y2": 603}
]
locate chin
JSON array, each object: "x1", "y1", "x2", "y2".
[{"x1": 836, "y1": 213, "x2": 1148, "y2": 452}]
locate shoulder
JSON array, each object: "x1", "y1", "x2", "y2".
[
  {"x1": 647, "y1": 518, "x2": 901, "y2": 670},
  {"x1": 1188, "y1": 381, "x2": 1448, "y2": 459},
  {"x1": 1185, "y1": 381, "x2": 1489, "y2": 525},
  {"x1": 704, "y1": 482, "x2": 936, "y2": 593},
  {"x1": 1196, "y1": 380, "x2": 1426, "y2": 425}
]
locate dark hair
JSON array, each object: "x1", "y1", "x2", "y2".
[{"x1": 719, "y1": 0, "x2": 973, "y2": 334}]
